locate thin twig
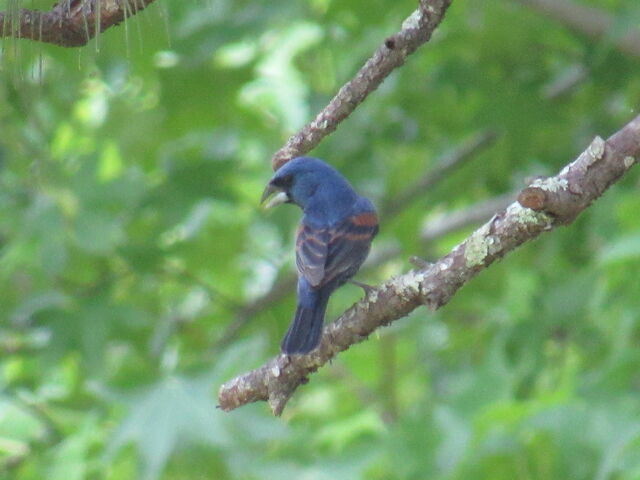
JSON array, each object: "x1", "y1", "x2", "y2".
[
  {"x1": 381, "y1": 129, "x2": 499, "y2": 217},
  {"x1": 271, "y1": 0, "x2": 453, "y2": 170},
  {"x1": 211, "y1": 274, "x2": 297, "y2": 352},
  {"x1": 541, "y1": 64, "x2": 589, "y2": 100}
]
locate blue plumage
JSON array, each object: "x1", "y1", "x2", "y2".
[{"x1": 261, "y1": 157, "x2": 379, "y2": 354}]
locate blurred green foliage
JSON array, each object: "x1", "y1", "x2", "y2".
[{"x1": 0, "y1": 0, "x2": 639, "y2": 478}]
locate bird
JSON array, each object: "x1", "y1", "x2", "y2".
[{"x1": 261, "y1": 157, "x2": 379, "y2": 354}]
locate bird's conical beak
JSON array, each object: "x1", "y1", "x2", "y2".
[{"x1": 261, "y1": 183, "x2": 289, "y2": 209}]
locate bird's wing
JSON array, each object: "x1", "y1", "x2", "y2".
[
  {"x1": 295, "y1": 223, "x2": 330, "y2": 287},
  {"x1": 296, "y1": 211, "x2": 378, "y2": 288}
]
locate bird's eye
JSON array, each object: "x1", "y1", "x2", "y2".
[{"x1": 275, "y1": 174, "x2": 294, "y2": 188}]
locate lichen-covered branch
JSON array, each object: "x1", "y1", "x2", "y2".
[
  {"x1": 0, "y1": 0, "x2": 157, "y2": 47},
  {"x1": 219, "y1": 114, "x2": 639, "y2": 415},
  {"x1": 271, "y1": 0, "x2": 453, "y2": 170}
]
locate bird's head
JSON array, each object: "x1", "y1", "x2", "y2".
[{"x1": 261, "y1": 157, "x2": 346, "y2": 210}]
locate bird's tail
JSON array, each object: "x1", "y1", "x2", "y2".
[{"x1": 281, "y1": 291, "x2": 330, "y2": 354}]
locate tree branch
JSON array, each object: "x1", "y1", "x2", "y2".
[
  {"x1": 0, "y1": 0, "x2": 157, "y2": 47},
  {"x1": 219, "y1": 114, "x2": 639, "y2": 415},
  {"x1": 271, "y1": 0, "x2": 453, "y2": 170}
]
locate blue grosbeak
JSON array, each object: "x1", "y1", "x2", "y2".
[{"x1": 261, "y1": 157, "x2": 378, "y2": 354}]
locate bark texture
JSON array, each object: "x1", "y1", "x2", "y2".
[{"x1": 0, "y1": 0, "x2": 157, "y2": 47}]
